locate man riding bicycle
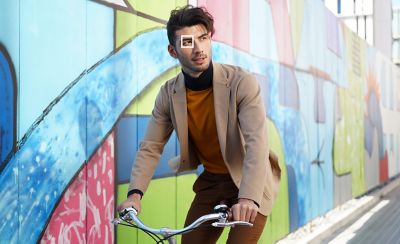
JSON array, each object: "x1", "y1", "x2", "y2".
[{"x1": 117, "y1": 5, "x2": 281, "y2": 244}]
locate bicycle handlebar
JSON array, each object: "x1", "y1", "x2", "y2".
[{"x1": 112, "y1": 204, "x2": 253, "y2": 238}]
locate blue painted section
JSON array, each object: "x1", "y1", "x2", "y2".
[
  {"x1": 365, "y1": 92, "x2": 385, "y2": 159},
  {"x1": 116, "y1": 116, "x2": 138, "y2": 182},
  {"x1": 116, "y1": 116, "x2": 179, "y2": 183},
  {"x1": 249, "y1": 0, "x2": 278, "y2": 61},
  {"x1": 0, "y1": 29, "x2": 175, "y2": 243},
  {"x1": 292, "y1": 71, "x2": 335, "y2": 222},
  {"x1": 18, "y1": 0, "x2": 113, "y2": 140},
  {"x1": 262, "y1": 62, "x2": 310, "y2": 226},
  {"x1": 0, "y1": 46, "x2": 15, "y2": 168},
  {"x1": 87, "y1": 1, "x2": 114, "y2": 69},
  {"x1": 0, "y1": 1, "x2": 19, "y2": 83},
  {"x1": 299, "y1": 74, "x2": 335, "y2": 219},
  {"x1": 287, "y1": 165, "x2": 299, "y2": 232},
  {"x1": 279, "y1": 65, "x2": 299, "y2": 110}
]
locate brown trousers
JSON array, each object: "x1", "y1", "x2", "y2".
[{"x1": 182, "y1": 171, "x2": 267, "y2": 244}]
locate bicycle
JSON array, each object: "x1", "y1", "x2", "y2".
[{"x1": 112, "y1": 204, "x2": 253, "y2": 244}]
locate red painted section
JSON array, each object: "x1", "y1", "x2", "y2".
[
  {"x1": 380, "y1": 151, "x2": 389, "y2": 183},
  {"x1": 198, "y1": 0, "x2": 249, "y2": 52},
  {"x1": 41, "y1": 132, "x2": 115, "y2": 244}
]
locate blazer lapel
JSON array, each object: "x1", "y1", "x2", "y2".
[
  {"x1": 171, "y1": 73, "x2": 190, "y2": 164},
  {"x1": 213, "y1": 63, "x2": 230, "y2": 159}
]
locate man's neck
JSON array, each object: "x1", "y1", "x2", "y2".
[{"x1": 183, "y1": 62, "x2": 213, "y2": 91}]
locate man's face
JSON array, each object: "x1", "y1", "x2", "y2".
[{"x1": 168, "y1": 24, "x2": 212, "y2": 78}]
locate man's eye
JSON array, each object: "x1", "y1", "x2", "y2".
[{"x1": 182, "y1": 39, "x2": 193, "y2": 46}]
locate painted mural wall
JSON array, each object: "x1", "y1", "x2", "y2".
[{"x1": 0, "y1": 0, "x2": 399, "y2": 243}]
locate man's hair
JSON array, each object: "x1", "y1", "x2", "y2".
[{"x1": 167, "y1": 5, "x2": 215, "y2": 46}]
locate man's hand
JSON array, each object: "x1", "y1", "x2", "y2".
[
  {"x1": 231, "y1": 198, "x2": 259, "y2": 223},
  {"x1": 117, "y1": 193, "x2": 142, "y2": 214}
]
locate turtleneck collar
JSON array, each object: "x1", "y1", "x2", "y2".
[{"x1": 183, "y1": 62, "x2": 213, "y2": 91}]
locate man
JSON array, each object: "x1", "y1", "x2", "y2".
[{"x1": 118, "y1": 5, "x2": 281, "y2": 243}]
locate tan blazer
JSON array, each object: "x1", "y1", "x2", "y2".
[{"x1": 129, "y1": 62, "x2": 281, "y2": 215}]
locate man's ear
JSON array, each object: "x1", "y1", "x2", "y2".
[{"x1": 168, "y1": 44, "x2": 177, "y2": 58}]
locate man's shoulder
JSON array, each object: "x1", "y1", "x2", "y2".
[
  {"x1": 216, "y1": 63, "x2": 250, "y2": 75},
  {"x1": 159, "y1": 73, "x2": 181, "y2": 92},
  {"x1": 215, "y1": 63, "x2": 254, "y2": 86},
  {"x1": 163, "y1": 74, "x2": 179, "y2": 85}
]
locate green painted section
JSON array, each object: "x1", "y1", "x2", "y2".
[
  {"x1": 258, "y1": 120, "x2": 290, "y2": 243},
  {"x1": 175, "y1": 174, "x2": 197, "y2": 243},
  {"x1": 117, "y1": 175, "x2": 197, "y2": 243},
  {"x1": 117, "y1": 177, "x2": 177, "y2": 243},
  {"x1": 333, "y1": 88, "x2": 365, "y2": 197},
  {"x1": 117, "y1": 184, "x2": 138, "y2": 243},
  {"x1": 138, "y1": 177, "x2": 177, "y2": 243},
  {"x1": 333, "y1": 28, "x2": 366, "y2": 197}
]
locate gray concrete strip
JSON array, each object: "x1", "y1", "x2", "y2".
[
  {"x1": 344, "y1": 181, "x2": 400, "y2": 244},
  {"x1": 277, "y1": 175, "x2": 400, "y2": 244}
]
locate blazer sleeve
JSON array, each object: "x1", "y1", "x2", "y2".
[
  {"x1": 128, "y1": 84, "x2": 174, "y2": 194},
  {"x1": 236, "y1": 72, "x2": 269, "y2": 206}
]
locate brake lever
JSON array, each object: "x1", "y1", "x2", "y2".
[
  {"x1": 111, "y1": 218, "x2": 122, "y2": 225},
  {"x1": 212, "y1": 221, "x2": 253, "y2": 227}
]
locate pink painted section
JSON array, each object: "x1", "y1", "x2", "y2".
[
  {"x1": 268, "y1": 0, "x2": 295, "y2": 66},
  {"x1": 86, "y1": 133, "x2": 116, "y2": 244},
  {"x1": 41, "y1": 132, "x2": 115, "y2": 244},
  {"x1": 198, "y1": 0, "x2": 249, "y2": 52}
]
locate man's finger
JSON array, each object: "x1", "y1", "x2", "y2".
[
  {"x1": 240, "y1": 204, "x2": 247, "y2": 221},
  {"x1": 250, "y1": 209, "x2": 257, "y2": 223},
  {"x1": 227, "y1": 210, "x2": 233, "y2": 221},
  {"x1": 245, "y1": 206, "x2": 253, "y2": 222},
  {"x1": 232, "y1": 205, "x2": 240, "y2": 221}
]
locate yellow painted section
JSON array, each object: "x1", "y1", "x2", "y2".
[
  {"x1": 115, "y1": 13, "x2": 163, "y2": 49},
  {"x1": 289, "y1": 0, "x2": 305, "y2": 58},
  {"x1": 125, "y1": 66, "x2": 181, "y2": 115},
  {"x1": 115, "y1": 0, "x2": 188, "y2": 48},
  {"x1": 129, "y1": 0, "x2": 188, "y2": 20}
]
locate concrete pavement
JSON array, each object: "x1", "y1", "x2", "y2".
[
  {"x1": 277, "y1": 175, "x2": 400, "y2": 244},
  {"x1": 322, "y1": 178, "x2": 400, "y2": 243}
]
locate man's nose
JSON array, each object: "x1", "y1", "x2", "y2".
[{"x1": 193, "y1": 39, "x2": 203, "y2": 53}]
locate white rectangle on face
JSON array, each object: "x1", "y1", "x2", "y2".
[{"x1": 181, "y1": 35, "x2": 194, "y2": 48}]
